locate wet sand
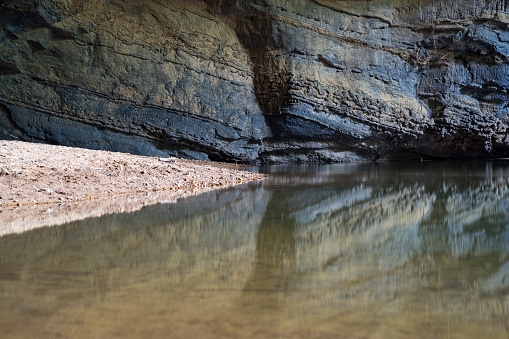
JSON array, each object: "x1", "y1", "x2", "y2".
[{"x1": 0, "y1": 141, "x2": 266, "y2": 235}]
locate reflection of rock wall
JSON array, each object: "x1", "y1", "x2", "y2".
[
  {"x1": 0, "y1": 186, "x2": 269, "y2": 338},
  {"x1": 293, "y1": 184, "x2": 433, "y2": 274},
  {"x1": 1, "y1": 161, "x2": 509, "y2": 337},
  {"x1": 2, "y1": 1, "x2": 509, "y2": 162},
  {"x1": 239, "y1": 161, "x2": 509, "y2": 335},
  {"x1": 420, "y1": 162, "x2": 509, "y2": 256}
]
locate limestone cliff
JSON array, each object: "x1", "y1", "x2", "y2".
[{"x1": 1, "y1": 0, "x2": 509, "y2": 163}]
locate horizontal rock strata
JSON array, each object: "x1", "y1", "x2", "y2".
[{"x1": 1, "y1": 0, "x2": 509, "y2": 163}]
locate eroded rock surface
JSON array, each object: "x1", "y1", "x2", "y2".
[{"x1": 1, "y1": 0, "x2": 509, "y2": 163}]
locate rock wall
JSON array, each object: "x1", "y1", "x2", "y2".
[{"x1": 1, "y1": 0, "x2": 509, "y2": 163}]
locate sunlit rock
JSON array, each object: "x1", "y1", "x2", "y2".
[{"x1": 1, "y1": 0, "x2": 509, "y2": 162}]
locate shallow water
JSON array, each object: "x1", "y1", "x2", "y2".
[{"x1": 1, "y1": 160, "x2": 508, "y2": 338}]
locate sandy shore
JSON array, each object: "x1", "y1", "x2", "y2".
[{"x1": 0, "y1": 141, "x2": 266, "y2": 235}]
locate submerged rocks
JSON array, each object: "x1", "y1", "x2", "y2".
[{"x1": 1, "y1": 0, "x2": 509, "y2": 163}]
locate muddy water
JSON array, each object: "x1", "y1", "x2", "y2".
[{"x1": 0, "y1": 161, "x2": 508, "y2": 338}]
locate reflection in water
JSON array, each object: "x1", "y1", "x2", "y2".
[{"x1": 1, "y1": 161, "x2": 509, "y2": 338}]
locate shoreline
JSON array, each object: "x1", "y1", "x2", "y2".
[{"x1": 0, "y1": 141, "x2": 266, "y2": 236}]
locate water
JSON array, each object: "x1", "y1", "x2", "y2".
[{"x1": 1, "y1": 160, "x2": 508, "y2": 338}]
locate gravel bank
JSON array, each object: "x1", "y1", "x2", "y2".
[{"x1": 0, "y1": 141, "x2": 266, "y2": 235}]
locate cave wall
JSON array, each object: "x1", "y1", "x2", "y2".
[{"x1": 1, "y1": 0, "x2": 509, "y2": 163}]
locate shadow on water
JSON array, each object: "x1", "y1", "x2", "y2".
[{"x1": 1, "y1": 160, "x2": 509, "y2": 338}]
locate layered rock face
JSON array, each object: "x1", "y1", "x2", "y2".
[{"x1": 1, "y1": 0, "x2": 509, "y2": 163}]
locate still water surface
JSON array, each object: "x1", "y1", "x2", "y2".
[{"x1": 1, "y1": 161, "x2": 509, "y2": 338}]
